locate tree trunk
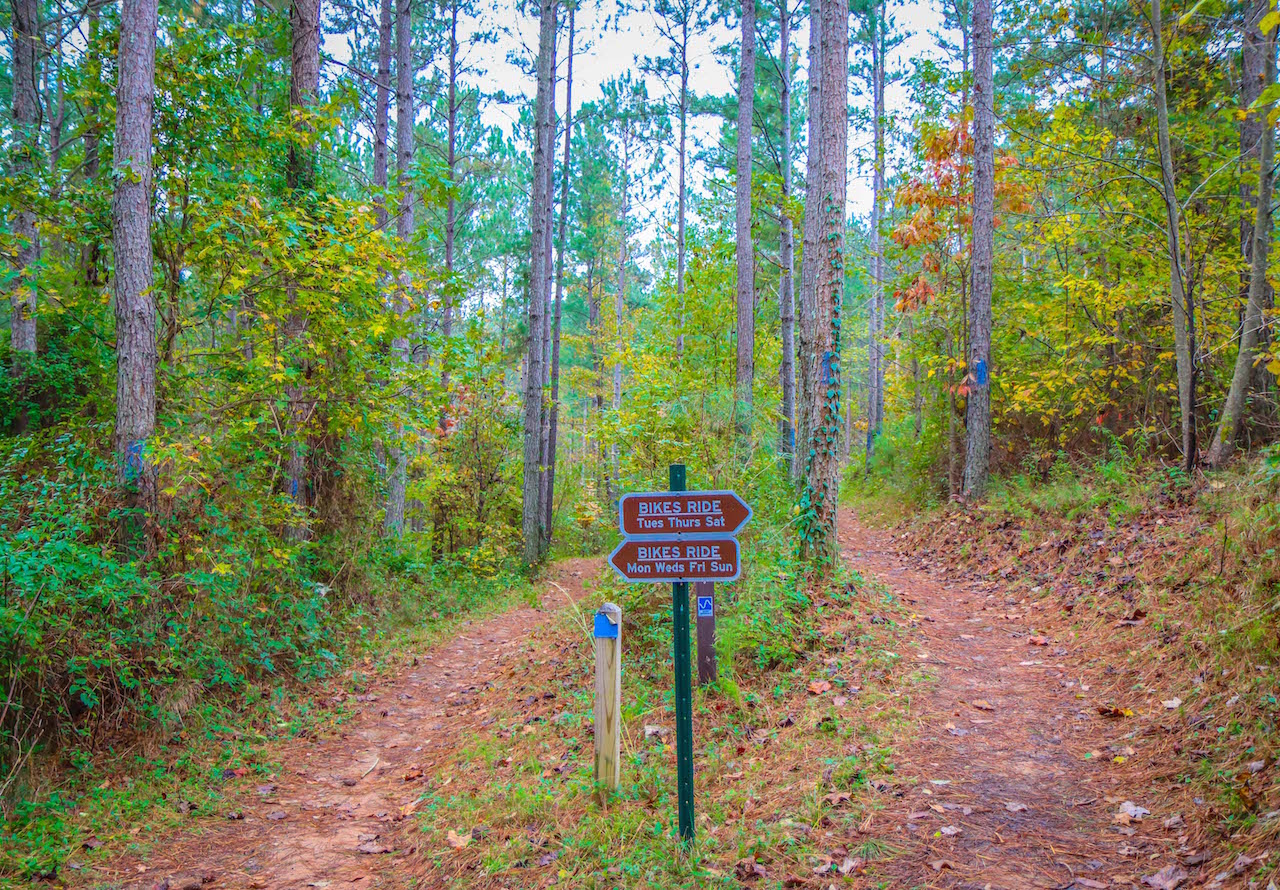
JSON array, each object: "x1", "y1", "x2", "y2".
[
  {"x1": 283, "y1": 0, "x2": 321, "y2": 533},
  {"x1": 1151, "y1": 0, "x2": 1197, "y2": 472},
  {"x1": 779, "y1": 0, "x2": 796, "y2": 465},
  {"x1": 542, "y1": 7, "x2": 574, "y2": 554},
  {"x1": 521, "y1": 0, "x2": 557, "y2": 564},
  {"x1": 799, "y1": 0, "x2": 848, "y2": 561},
  {"x1": 9, "y1": 0, "x2": 40, "y2": 362},
  {"x1": 962, "y1": 0, "x2": 993, "y2": 499},
  {"x1": 1206, "y1": 9, "x2": 1276, "y2": 467},
  {"x1": 80, "y1": 5, "x2": 106, "y2": 289},
  {"x1": 112, "y1": 0, "x2": 159, "y2": 545},
  {"x1": 866, "y1": 0, "x2": 886, "y2": 461},
  {"x1": 536, "y1": 30, "x2": 558, "y2": 560},
  {"x1": 384, "y1": 0, "x2": 414, "y2": 536},
  {"x1": 676, "y1": 18, "x2": 689, "y2": 359},
  {"x1": 734, "y1": 0, "x2": 757, "y2": 439},
  {"x1": 373, "y1": 0, "x2": 392, "y2": 230},
  {"x1": 443, "y1": 0, "x2": 459, "y2": 350},
  {"x1": 795, "y1": 0, "x2": 822, "y2": 484}
]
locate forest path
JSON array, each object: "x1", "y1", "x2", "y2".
[
  {"x1": 91, "y1": 558, "x2": 600, "y2": 890},
  {"x1": 838, "y1": 510, "x2": 1201, "y2": 889}
]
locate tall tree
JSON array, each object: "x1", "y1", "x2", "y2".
[
  {"x1": 795, "y1": 0, "x2": 822, "y2": 484},
  {"x1": 541, "y1": 6, "x2": 575, "y2": 554},
  {"x1": 734, "y1": 0, "x2": 757, "y2": 436},
  {"x1": 1151, "y1": 0, "x2": 1198, "y2": 472},
  {"x1": 112, "y1": 0, "x2": 160, "y2": 535},
  {"x1": 284, "y1": 0, "x2": 322, "y2": 529},
  {"x1": 859, "y1": 0, "x2": 887, "y2": 460},
  {"x1": 384, "y1": 0, "x2": 416, "y2": 536},
  {"x1": 799, "y1": 0, "x2": 848, "y2": 558},
  {"x1": 778, "y1": 0, "x2": 796, "y2": 463},
  {"x1": 9, "y1": 0, "x2": 41, "y2": 363},
  {"x1": 645, "y1": 0, "x2": 706, "y2": 359},
  {"x1": 443, "y1": 0, "x2": 460, "y2": 352},
  {"x1": 1207, "y1": 2, "x2": 1276, "y2": 466},
  {"x1": 521, "y1": 0, "x2": 558, "y2": 564},
  {"x1": 962, "y1": 0, "x2": 993, "y2": 498},
  {"x1": 374, "y1": 0, "x2": 393, "y2": 229}
]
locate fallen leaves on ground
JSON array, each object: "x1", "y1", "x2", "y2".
[
  {"x1": 1140, "y1": 864, "x2": 1188, "y2": 889},
  {"x1": 971, "y1": 699, "x2": 995, "y2": 711},
  {"x1": 807, "y1": 679, "x2": 833, "y2": 695},
  {"x1": 444, "y1": 829, "x2": 472, "y2": 849}
]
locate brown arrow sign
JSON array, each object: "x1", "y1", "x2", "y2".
[
  {"x1": 608, "y1": 538, "x2": 741, "y2": 583},
  {"x1": 618, "y1": 490, "x2": 752, "y2": 537}
]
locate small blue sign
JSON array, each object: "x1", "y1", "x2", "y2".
[
  {"x1": 594, "y1": 611, "x2": 619, "y2": 639},
  {"x1": 974, "y1": 357, "x2": 989, "y2": 387},
  {"x1": 696, "y1": 596, "x2": 714, "y2": 618}
]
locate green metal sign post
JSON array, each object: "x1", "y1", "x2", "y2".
[{"x1": 669, "y1": 463, "x2": 696, "y2": 844}]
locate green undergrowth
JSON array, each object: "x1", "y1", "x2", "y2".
[
  {"x1": 410, "y1": 499, "x2": 920, "y2": 888},
  {"x1": 0, "y1": 435, "x2": 536, "y2": 887}
]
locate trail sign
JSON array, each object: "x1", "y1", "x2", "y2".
[
  {"x1": 609, "y1": 468, "x2": 752, "y2": 846},
  {"x1": 619, "y1": 491, "x2": 752, "y2": 537},
  {"x1": 608, "y1": 538, "x2": 740, "y2": 583}
]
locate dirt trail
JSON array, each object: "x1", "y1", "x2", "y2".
[
  {"x1": 90, "y1": 558, "x2": 599, "y2": 890},
  {"x1": 838, "y1": 510, "x2": 1203, "y2": 889}
]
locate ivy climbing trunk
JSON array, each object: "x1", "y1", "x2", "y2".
[
  {"x1": 799, "y1": 0, "x2": 847, "y2": 562},
  {"x1": 734, "y1": 0, "x2": 757, "y2": 439},
  {"x1": 1207, "y1": 7, "x2": 1276, "y2": 467},
  {"x1": 962, "y1": 0, "x2": 993, "y2": 499},
  {"x1": 779, "y1": 0, "x2": 796, "y2": 465},
  {"x1": 521, "y1": 0, "x2": 557, "y2": 564},
  {"x1": 112, "y1": 0, "x2": 159, "y2": 547}
]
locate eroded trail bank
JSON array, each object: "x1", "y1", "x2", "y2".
[{"x1": 838, "y1": 511, "x2": 1236, "y2": 890}]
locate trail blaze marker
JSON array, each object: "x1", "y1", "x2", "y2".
[{"x1": 608, "y1": 466, "x2": 751, "y2": 845}]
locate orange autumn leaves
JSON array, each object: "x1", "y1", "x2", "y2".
[{"x1": 891, "y1": 112, "x2": 1030, "y2": 312}]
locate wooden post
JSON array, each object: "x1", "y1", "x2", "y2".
[
  {"x1": 695, "y1": 581, "x2": 716, "y2": 685},
  {"x1": 593, "y1": 602, "x2": 622, "y2": 799}
]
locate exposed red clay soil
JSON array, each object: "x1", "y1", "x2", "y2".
[
  {"x1": 83, "y1": 512, "x2": 1258, "y2": 890},
  {"x1": 837, "y1": 510, "x2": 1236, "y2": 890},
  {"x1": 82, "y1": 558, "x2": 600, "y2": 890}
]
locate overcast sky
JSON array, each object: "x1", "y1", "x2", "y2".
[{"x1": 330, "y1": 0, "x2": 954, "y2": 228}]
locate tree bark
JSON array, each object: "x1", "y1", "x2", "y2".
[
  {"x1": 1151, "y1": 0, "x2": 1198, "y2": 472},
  {"x1": 373, "y1": 0, "x2": 392, "y2": 230},
  {"x1": 795, "y1": 0, "x2": 822, "y2": 484},
  {"x1": 866, "y1": 0, "x2": 886, "y2": 461},
  {"x1": 283, "y1": 0, "x2": 321, "y2": 533},
  {"x1": 9, "y1": 0, "x2": 41, "y2": 361},
  {"x1": 1206, "y1": 8, "x2": 1276, "y2": 467},
  {"x1": 962, "y1": 0, "x2": 993, "y2": 498},
  {"x1": 735, "y1": 0, "x2": 757, "y2": 438},
  {"x1": 676, "y1": 16, "x2": 690, "y2": 359},
  {"x1": 112, "y1": 0, "x2": 159, "y2": 543},
  {"x1": 779, "y1": 0, "x2": 796, "y2": 464},
  {"x1": 799, "y1": 0, "x2": 847, "y2": 561},
  {"x1": 521, "y1": 0, "x2": 557, "y2": 564},
  {"x1": 443, "y1": 0, "x2": 459, "y2": 346},
  {"x1": 384, "y1": 0, "x2": 415, "y2": 536},
  {"x1": 542, "y1": 7, "x2": 574, "y2": 553}
]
